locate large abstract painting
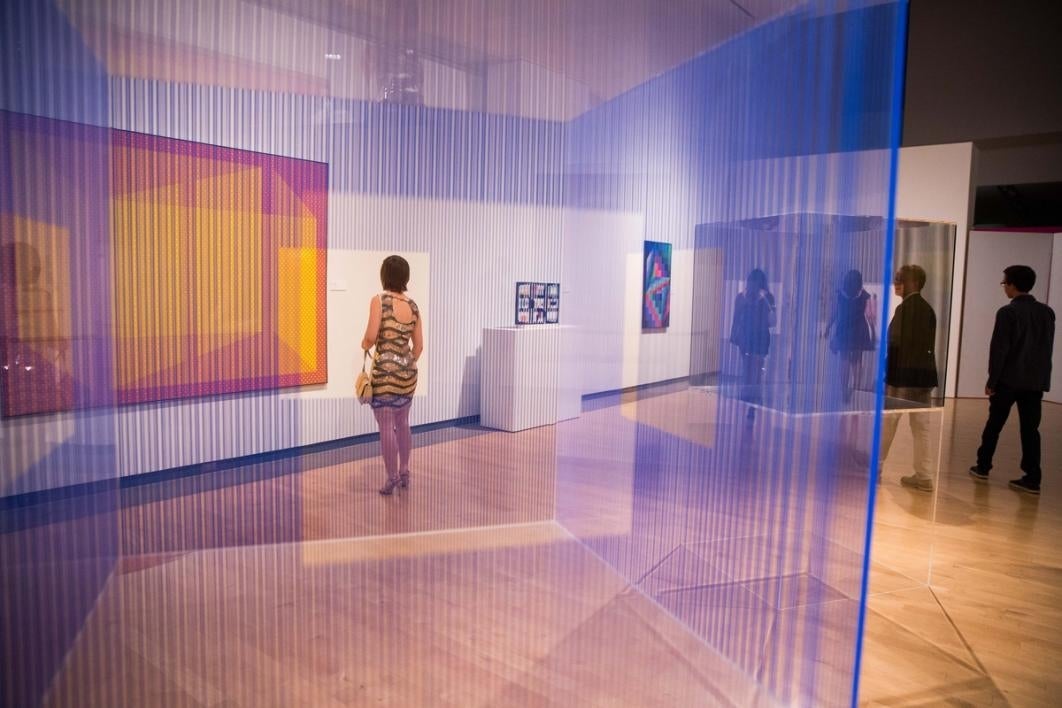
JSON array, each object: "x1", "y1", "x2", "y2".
[
  {"x1": 642, "y1": 240, "x2": 671, "y2": 329},
  {"x1": 0, "y1": 111, "x2": 328, "y2": 417}
]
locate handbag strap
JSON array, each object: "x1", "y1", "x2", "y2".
[{"x1": 362, "y1": 349, "x2": 373, "y2": 373}]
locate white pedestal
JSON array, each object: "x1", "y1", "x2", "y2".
[{"x1": 480, "y1": 325, "x2": 581, "y2": 432}]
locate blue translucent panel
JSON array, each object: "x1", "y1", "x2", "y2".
[{"x1": 557, "y1": 1, "x2": 908, "y2": 705}]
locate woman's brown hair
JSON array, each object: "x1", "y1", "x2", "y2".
[{"x1": 380, "y1": 255, "x2": 410, "y2": 292}]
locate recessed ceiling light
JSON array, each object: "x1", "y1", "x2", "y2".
[{"x1": 325, "y1": 53, "x2": 341, "y2": 60}]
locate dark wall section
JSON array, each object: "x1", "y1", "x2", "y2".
[
  {"x1": 975, "y1": 134, "x2": 1062, "y2": 186},
  {"x1": 974, "y1": 181, "x2": 1062, "y2": 228},
  {"x1": 902, "y1": 0, "x2": 1062, "y2": 146}
]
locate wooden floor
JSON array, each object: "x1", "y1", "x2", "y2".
[
  {"x1": 46, "y1": 523, "x2": 783, "y2": 707},
  {"x1": 861, "y1": 397, "x2": 1062, "y2": 707},
  {"x1": 5, "y1": 394, "x2": 1060, "y2": 706},
  {"x1": 118, "y1": 422, "x2": 557, "y2": 554}
]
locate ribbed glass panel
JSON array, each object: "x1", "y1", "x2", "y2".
[
  {"x1": 558, "y1": 2, "x2": 908, "y2": 705},
  {"x1": 2, "y1": 1, "x2": 906, "y2": 706}
]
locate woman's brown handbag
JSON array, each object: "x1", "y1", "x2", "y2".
[{"x1": 355, "y1": 350, "x2": 374, "y2": 405}]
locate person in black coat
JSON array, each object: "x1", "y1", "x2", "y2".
[
  {"x1": 730, "y1": 269, "x2": 776, "y2": 417},
  {"x1": 878, "y1": 265, "x2": 939, "y2": 491},
  {"x1": 970, "y1": 265, "x2": 1055, "y2": 495}
]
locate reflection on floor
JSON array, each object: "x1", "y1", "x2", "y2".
[
  {"x1": 561, "y1": 388, "x2": 881, "y2": 705},
  {"x1": 2, "y1": 392, "x2": 1059, "y2": 706},
  {"x1": 861, "y1": 398, "x2": 1062, "y2": 707},
  {"x1": 47, "y1": 522, "x2": 779, "y2": 707}
]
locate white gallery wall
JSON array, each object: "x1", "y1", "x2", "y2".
[
  {"x1": 957, "y1": 230, "x2": 1056, "y2": 398},
  {"x1": 561, "y1": 208, "x2": 693, "y2": 396},
  {"x1": 894, "y1": 142, "x2": 976, "y2": 398}
]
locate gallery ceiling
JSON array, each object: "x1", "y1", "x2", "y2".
[
  {"x1": 250, "y1": 0, "x2": 806, "y2": 100},
  {"x1": 59, "y1": 0, "x2": 809, "y2": 119}
]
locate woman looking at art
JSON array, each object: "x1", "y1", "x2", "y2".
[
  {"x1": 729, "y1": 268, "x2": 776, "y2": 418},
  {"x1": 361, "y1": 255, "x2": 424, "y2": 495}
]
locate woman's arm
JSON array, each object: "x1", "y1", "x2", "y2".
[
  {"x1": 411, "y1": 314, "x2": 424, "y2": 362},
  {"x1": 361, "y1": 295, "x2": 382, "y2": 351},
  {"x1": 729, "y1": 293, "x2": 744, "y2": 343},
  {"x1": 824, "y1": 300, "x2": 837, "y2": 338}
]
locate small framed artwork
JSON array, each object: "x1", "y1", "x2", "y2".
[
  {"x1": 515, "y1": 282, "x2": 560, "y2": 325},
  {"x1": 642, "y1": 241, "x2": 672, "y2": 329}
]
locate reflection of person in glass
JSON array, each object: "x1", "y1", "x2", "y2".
[
  {"x1": 729, "y1": 269, "x2": 776, "y2": 418},
  {"x1": 825, "y1": 269, "x2": 876, "y2": 403},
  {"x1": 879, "y1": 265, "x2": 938, "y2": 491}
]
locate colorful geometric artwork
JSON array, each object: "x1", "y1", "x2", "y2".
[
  {"x1": 642, "y1": 241, "x2": 671, "y2": 329},
  {"x1": 0, "y1": 111, "x2": 328, "y2": 417}
]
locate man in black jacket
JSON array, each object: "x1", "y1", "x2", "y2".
[
  {"x1": 970, "y1": 265, "x2": 1056, "y2": 495},
  {"x1": 879, "y1": 265, "x2": 939, "y2": 491}
]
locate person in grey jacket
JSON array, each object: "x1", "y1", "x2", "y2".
[{"x1": 970, "y1": 265, "x2": 1055, "y2": 495}]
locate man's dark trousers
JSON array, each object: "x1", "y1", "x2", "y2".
[{"x1": 976, "y1": 387, "x2": 1043, "y2": 485}]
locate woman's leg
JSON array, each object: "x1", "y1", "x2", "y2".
[
  {"x1": 749, "y1": 354, "x2": 764, "y2": 401},
  {"x1": 395, "y1": 402, "x2": 413, "y2": 476},
  {"x1": 740, "y1": 354, "x2": 753, "y2": 400},
  {"x1": 852, "y1": 351, "x2": 865, "y2": 395},
  {"x1": 842, "y1": 351, "x2": 859, "y2": 403},
  {"x1": 373, "y1": 406, "x2": 399, "y2": 482}
]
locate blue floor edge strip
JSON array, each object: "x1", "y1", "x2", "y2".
[
  {"x1": 1, "y1": 376, "x2": 693, "y2": 510},
  {"x1": 0, "y1": 415, "x2": 480, "y2": 510}
]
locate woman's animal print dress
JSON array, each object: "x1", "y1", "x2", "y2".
[{"x1": 371, "y1": 293, "x2": 419, "y2": 409}]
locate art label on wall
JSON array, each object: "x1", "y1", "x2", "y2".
[
  {"x1": 0, "y1": 110, "x2": 329, "y2": 417},
  {"x1": 515, "y1": 282, "x2": 560, "y2": 325},
  {"x1": 642, "y1": 241, "x2": 672, "y2": 329}
]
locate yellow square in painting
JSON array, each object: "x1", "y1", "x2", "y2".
[{"x1": 111, "y1": 186, "x2": 193, "y2": 389}]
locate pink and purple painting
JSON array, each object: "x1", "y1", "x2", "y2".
[{"x1": 0, "y1": 110, "x2": 328, "y2": 417}]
